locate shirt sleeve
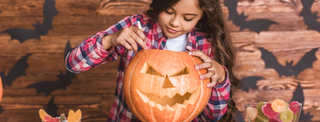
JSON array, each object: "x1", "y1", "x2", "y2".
[
  {"x1": 65, "y1": 14, "x2": 141, "y2": 73},
  {"x1": 193, "y1": 67, "x2": 231, "y2": 122}
]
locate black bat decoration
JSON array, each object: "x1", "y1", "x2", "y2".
[
  {"x1": 45, "y1": 96, "x2": 58, "y2": 117},
  {"x1": 26, "y1": 70, "x2": 76, "y2": 95},
  {"x1": 300, "y1": 0, "x2": 320, "y2": 33},
  {"x1": 64, "y1": 40, "x2": 73, "y2": 59},
  {"x1": 1, "y1": 0, "x2": 58, "y2": 43},
  {"x1": 223, "y1": 0, "x2": 278, "y2": 34},
  {"x1": 0, "y1": 106, "x2": 3, "y2": 114},
  {"x1": 258, "y1": 47, "x2": 319, "y2": 77},
  {"x1": 240, "y1": 76, "x2": 264, "y2": 92},
  {"x1": 26, "y1": 41, "x2": 76, "y2": 95},
  {"x1": 290, "y1": 82, "x2": 313, "y2": 121},
  {"x1": 0, "y1": 54, "x2": 31, "y2": 87}
]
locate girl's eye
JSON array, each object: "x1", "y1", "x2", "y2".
[
  {"x1": 165, "y1": 9, "x2": 173, "y2": 14},
  {"x1": 184, "y1": 18, "x2": 193, "y2": 21}
]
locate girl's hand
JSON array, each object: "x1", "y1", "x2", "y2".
[
  {"x1": 188, "y1": 50, "x2": 226, "y2": 88},
  {"x1": 103, "y1": 26, "x2": 147, "y2": 52}
]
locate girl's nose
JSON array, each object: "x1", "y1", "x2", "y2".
[{"x1": 170, "y1": 16, "x2": 180, "y2": 27}]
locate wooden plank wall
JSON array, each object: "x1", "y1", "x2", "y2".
[
  {"x1": 228, "y1": 0, "x2": 320, "y2": 121},
  {"x1": 0, "y1": 0, "x2": 129, "y2": 121},
  {"x1": 0, "y1": 0, "x2": 319, "y2": 121}
]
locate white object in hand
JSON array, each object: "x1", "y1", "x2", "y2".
[
  {"x1": 137, "y1": 21, "x2": 142, "y2": 30},
  {"x1": 137, "y1": 21, "x2": 147, "y2": 45}
]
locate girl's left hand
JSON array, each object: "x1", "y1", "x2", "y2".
[{"x1": 188, "y1": 50, "x2": 226, "y2": 88}]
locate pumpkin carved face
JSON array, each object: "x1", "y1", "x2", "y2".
[{"x1": 124, "y1": 49, "x2": 211, "y2": 122}]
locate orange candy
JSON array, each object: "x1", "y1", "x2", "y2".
[{"x1": 271, "y1": 99, "x2": 287, "y2": 113}]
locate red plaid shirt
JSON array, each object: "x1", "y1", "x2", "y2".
[{"x1": 66, "y1": 14, "x2": 230, "y2": 122}]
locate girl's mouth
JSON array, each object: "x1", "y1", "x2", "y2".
[{"x1": 166, "y1": 26, "x2": 178, "y2": 34}]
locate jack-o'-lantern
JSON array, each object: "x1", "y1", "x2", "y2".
[{"x1": 124, "y1": 49, "x2": 211, "y2": 122}]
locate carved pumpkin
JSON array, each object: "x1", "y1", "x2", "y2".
[{"x1": 124, "y1": 49, "x2": 211, "y2": 122}]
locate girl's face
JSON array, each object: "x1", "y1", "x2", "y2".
[{"x1": 158, "y1": 0, "x2": 203, "y2": 39}]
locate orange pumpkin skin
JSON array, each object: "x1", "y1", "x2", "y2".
[
  {"x1": 124, "y1": 49, "x2": 211, "y2": 122},
  {"x1": 0, "y1": 77, "x2": 3, "y2": 104}
]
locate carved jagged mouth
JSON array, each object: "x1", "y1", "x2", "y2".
[{"x1": 137, "y1": 88, "x2": 200, "y2": 111}]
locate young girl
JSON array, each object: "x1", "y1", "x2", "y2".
[{"x1": 66, "y1": 0, "x2": 240, "y2": 121}]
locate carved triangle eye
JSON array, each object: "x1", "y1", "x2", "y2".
[
  {"x1": 170, "y1": 66, "x2": 191, "y2": 77},
  {"x1": 146, "y1": 66, "x2": 163, "y2": 77},
  {"x1": 141, "y1": 63, "x2": 164, "y2": 77}
]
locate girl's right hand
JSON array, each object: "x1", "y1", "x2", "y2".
[{"x1": 104, "y1": 26, "x2": 148, "y2": 52}]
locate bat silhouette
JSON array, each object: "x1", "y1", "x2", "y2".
[
  {"x1": 258, "y1": 47, "x2": 318, "y2": 77},
  {"x1": 0, "y1": 54, "x2": 31, "y2": 87},
  {"x1": 0, "y1": 106, "x2": 3, "y2": 114},
  {"x1": 26, "y1": 70, "x2": 76, "y2": 95},
  {"x1": 300, "y1": 0, "x2": 320, "y2": 33},
  {"x1": 290, "y1": 82, "x2": 313, "y2": 121},
  {"x1": 64, "y1": 40, "x2": 73, "y2": 59},
  {"x1": 240, "y1": 76, "x2": 264, "y2": 92},
  {"x1": 1, "y1": 0, "x2": 58, "y2": 43},
  {"x1": 45, "y1": 96, "x2": 58, "y2": 117},
  {"x1": 223, "y1": 0, "x2": 278, "y2": 34},
  {"x1": 26, "y1": 41, "x2": 76, "y2": 95}
]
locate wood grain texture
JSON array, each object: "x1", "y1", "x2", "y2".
[{"x1": 0, "y1": 0, "x2": 319, "y2": 121}]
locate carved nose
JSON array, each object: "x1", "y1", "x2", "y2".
[{"x1": 162, "y1": 75, "x2": 176, "y2": 89}]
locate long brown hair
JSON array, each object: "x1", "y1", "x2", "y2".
[{"x1": 145, "y1": 0, "x2": 240, "y2": 121}]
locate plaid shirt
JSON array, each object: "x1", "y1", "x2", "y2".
[{"x1": 66, "y1": 14, "x2": 230, "y2": 122}]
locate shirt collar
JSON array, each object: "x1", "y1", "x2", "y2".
[{"x1": 152, "y1": 19, "x2": 198, "y2": 51}]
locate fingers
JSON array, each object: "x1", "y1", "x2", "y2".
[
  {"x1": 115, "y1": 26, "x2": 148, "y2": 52},
  {"x1": 199, "y1": 66, "x2": 217, "y2": 88},
  {"x1": 188, "y1": 50, "x2": 211, "y2": 62},
  {"x1": 125, "y1": 35, "x2": 139, "y2": 52},
  {"x1": 131, "y1": 27, "x2": 148, "y2": 49},
  {"x1": 207, "y1": 80, "x2": 217, "y2": 88},
  {"x1": 118, "y1": 36, "x2": 134, "y2": 51},
  {"x1": 189, "y1": 50, "x2": 219, "y2": 88},
  {"x1": 200, "y1": 71, "x2": 215, "y2": 80},
  {"x1": 195, "y1": 61, "x2": 213, "y2": 70}
]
